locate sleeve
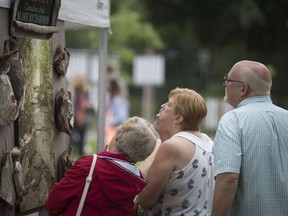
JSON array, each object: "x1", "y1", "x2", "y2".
[
  {"x1": 213, "y1": 111, "x2": 242, "y2": 176},
  {"x1": 45, "y1": 158, "x2": 88, "y2": 216}
]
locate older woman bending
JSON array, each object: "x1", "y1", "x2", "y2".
[{"x1": 46, "y1": 117, "x2": 158, "y2": 216}]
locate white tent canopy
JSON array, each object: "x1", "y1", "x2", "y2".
[
  {"x1": 0, "y1": 0, "x2": 110, "y2": 152},
  {"x1": 0, "y1": 0, "x2": 10, "y2": 8},
  {"x1": 59, "y1": 0, "x2": 110, "y2": 28}
]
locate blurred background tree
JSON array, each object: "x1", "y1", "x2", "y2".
[
  {"x1": 66, "y1": 0, "x2": 163, "y2": 83},
  {"x1": 140, "y1": 0, "x2": 288, "y2": 107},
  {"x1": 66, "y1": 0, "x2": 288, "y2": 118}
]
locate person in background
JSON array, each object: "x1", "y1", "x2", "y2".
[
  {"x1": 70, "y1": 74, "x2": 91, "y2": 156},
  {"x1": 106, "y1": 65, "x2": 129, "y2": 98},
  {"x1": 212, "y1": 60, "x2": 288, "y2": 216},
  {"x1": 136, "y1": 87, "x2": 214, "y2": 216},
  {"x1": 105, "y1": 78, "x2": 129, "y2": 150},
  {"x1": 46, "y1": 116, "x2": 158, "y2": 216}
]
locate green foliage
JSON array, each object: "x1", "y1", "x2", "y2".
[
  {"x1": 65, "y1": 0, "x2": 288, "y2": 108},
  {"x1": 140, "y1": 0, "x2": 288, "y2": 107},
  {"x1": 65, "y1": 0, "x2": 164, "y2": 77},
  {"x1": 110, "y1": 7, "x2": 163, "y2": 48},
  {"x1": 140, "y1": 0, "x2": 288, "y2": 50},
  {"x1": 109, "y1": 8, "x2": 164, "y2": 74},
  {"x1": 65, "y1": 28, "x2": 99, "y2": 50}
]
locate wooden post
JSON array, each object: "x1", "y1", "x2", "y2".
[{"x1": 142, "y1": 85, "x2": 156, "y2": 123}]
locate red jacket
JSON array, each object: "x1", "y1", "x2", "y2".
[{"x1": 45, "y1": 151, "x2": 147, "y2": 216}]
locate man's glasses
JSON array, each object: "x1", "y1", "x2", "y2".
[{"x1": 223, "y1": 76, "x2": 245, "y2": 86}]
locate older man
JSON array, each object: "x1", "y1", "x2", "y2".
[{"x1": 212, "y1": 60, "x2": 288, "y2": 216}]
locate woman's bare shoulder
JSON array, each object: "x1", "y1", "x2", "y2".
[{"x1": 158, "y1": 136, "x2": 187, "y2": 157}]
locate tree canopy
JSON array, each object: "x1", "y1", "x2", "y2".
[
  {"x1": 140, "y1": 0, "x2": 288, "y2": 107},
  {"x1": 65, "y1": 0, "x2": 288, "y2": 108}
]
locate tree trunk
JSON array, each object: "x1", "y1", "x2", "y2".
[{"x1": 18, "y1": 38, "x2": 55, "y2": 212}]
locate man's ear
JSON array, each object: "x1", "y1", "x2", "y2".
[{"x1": 240, "y1": 83, "x2": 249, "y2": 96}]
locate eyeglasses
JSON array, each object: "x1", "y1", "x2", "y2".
[{"x1": 223, "y1": 76, "x2": 245, "y2": 86}]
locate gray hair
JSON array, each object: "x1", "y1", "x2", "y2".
[{"x1": 115, "y1": 116, "x2": 158, "y2": 163}]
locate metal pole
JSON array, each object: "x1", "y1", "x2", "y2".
[
  {"x1": 142, "y1": 85, "x2": 155, "y2": 123},
  {"x1": 97, "y1": 28, "x2": 108, "y2": 152}
]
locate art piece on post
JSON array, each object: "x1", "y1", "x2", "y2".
[{"x1": 0, "y1": 36, "x2": 25, "y2": 126}]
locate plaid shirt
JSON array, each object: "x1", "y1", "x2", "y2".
[{"x1": 213, "y1": 96, "x2": 288, "y2": 216}]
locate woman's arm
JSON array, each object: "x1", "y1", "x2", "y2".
[
  {"x1": 136, "y1": 140, "x2": 178, "y2": 209},
  {"x1": 45, "y1": 158, "x2": 87, "y2": 215}
]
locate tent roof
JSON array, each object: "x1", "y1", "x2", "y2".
[
  {"x1": 59, "y1": 0, "x2": 110, "y2": 29},
  {"x1": 0, "y1": 0, "x2": 110, "y2": 29}
]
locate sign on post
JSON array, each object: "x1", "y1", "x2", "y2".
[
  {"x1": 133, "y1": 54, "x2": 165, "y2": 122},
  {"x1": 11, "y1": 0, "x2": 61, "y2": 38},
  {"x1": 133, "y1": 54, "x2": 165, "y2": 86}
]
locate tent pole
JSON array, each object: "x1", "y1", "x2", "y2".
[{"x1": 97, "y1": 27, "x2": 108, "y2": 152}]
